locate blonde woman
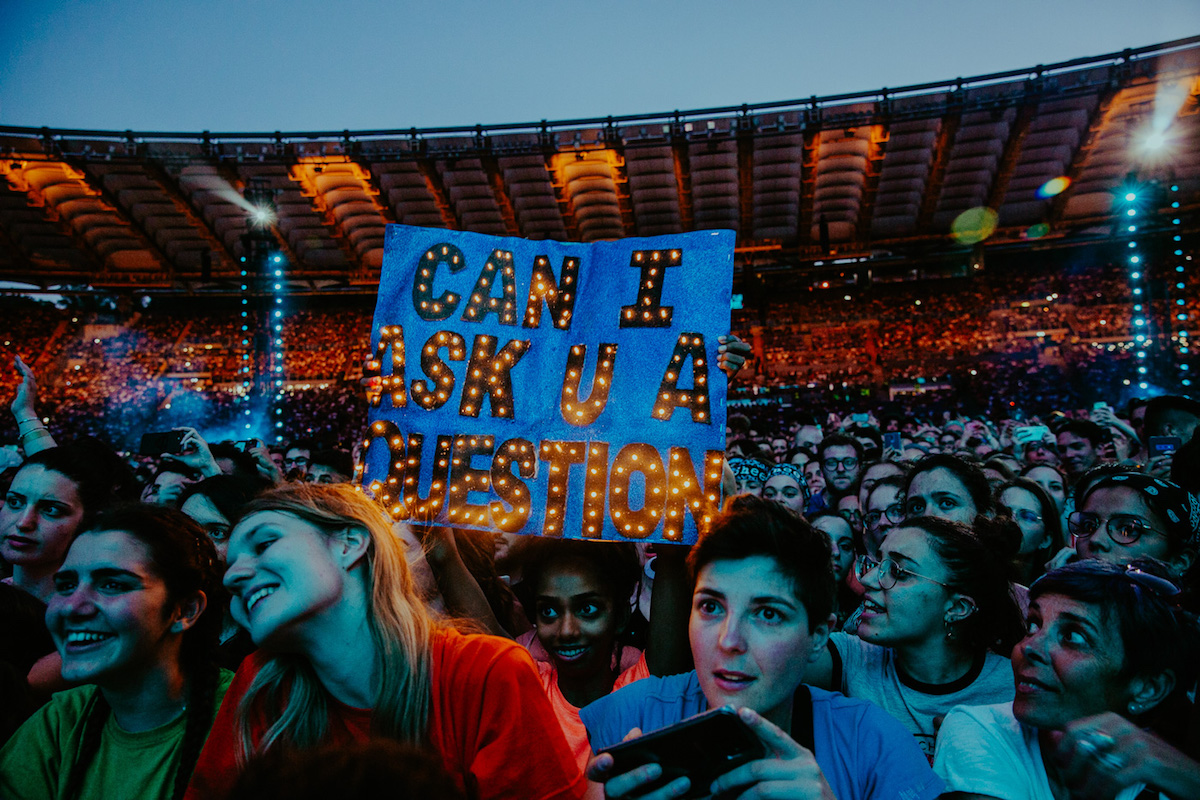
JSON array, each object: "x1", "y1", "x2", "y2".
[{"x1": 184, "y1": 484, "x2": 585, "y2": 800}]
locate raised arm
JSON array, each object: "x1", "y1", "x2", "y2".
[{"x1": 11, "y1": 356, "x2": 56, "y2": 455}]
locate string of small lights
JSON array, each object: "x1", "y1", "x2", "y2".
[
  {"x1": 1119, "y1": 187, "x2": 1152, "y2": 393},
  {"x1": 1163, "y1": 185, "x2": 1190, "y2": 389},
  {"x1": 240, "y1": 178, "x2": 287, "y2": 444}
]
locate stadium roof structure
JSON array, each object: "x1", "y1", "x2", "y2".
[{"x1": 0, "y1": 36, "x2": 1198, "y2": 293}]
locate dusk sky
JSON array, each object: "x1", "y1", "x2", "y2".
[{"x1": 1, "y1": 0, "x2": 1198, "y2": 133}]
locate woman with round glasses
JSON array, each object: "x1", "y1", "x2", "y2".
[
  {"x1": 933, "y1": 558, "x2": 1200, "y2": 800},
  {"x1": 1068, "y1": 473, "x2": 1198, "y2": 604},
  {"x1": 862, "y1": 476, "x2": 906, "y2": 557},
  {"x1": 807, "y1": 516, "x2": 1024, "y2": 758},
  {"x1": 997, "y1": 479, "x2": 1064, "y2": 585}
]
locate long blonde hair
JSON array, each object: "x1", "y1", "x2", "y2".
[{"x1": 234, "y1": 484, "x2": 439, "y2": 762}]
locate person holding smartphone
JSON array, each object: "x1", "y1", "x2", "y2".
[{"x1": 582, "y1": 495, "x2": 942, "y2": 800}]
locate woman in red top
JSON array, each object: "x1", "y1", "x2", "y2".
[{"x1": 185, "y1": 484, "x2": 585, "y2": 800}]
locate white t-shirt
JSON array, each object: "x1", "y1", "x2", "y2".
[
  {"x1": 934, "y1": 703, "x2": 1154, "y2": 800},
  {"x1": 829, "y1": 632, "x2": 1015, "y2": 759}
]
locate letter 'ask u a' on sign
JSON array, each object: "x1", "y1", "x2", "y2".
[{"x1": 359, "y1": 224, "x2": 733, "y2": 544}]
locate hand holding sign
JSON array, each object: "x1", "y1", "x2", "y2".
[{"x1": 359, "y1": 226, "x2": 734, "y2": 545}]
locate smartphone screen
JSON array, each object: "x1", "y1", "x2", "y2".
[
  {"x1": 1149, "y1": 436, "x2": 1182, "y2": 455},
  {"x1": 139, "y1": 430, "x2": 186, "y2": 457}
]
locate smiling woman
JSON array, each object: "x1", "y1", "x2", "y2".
[
  {"x1": 0, "y1": 504, "x2": 231, "y2": 800},
  {"x1": 184, "y1": 483, "x2": 585, "y2": 800},
  {"x1": 512, "y1": 538, "x2": 646, "y2": 769}
]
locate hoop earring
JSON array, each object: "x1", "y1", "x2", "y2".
[{"x1": 943, "y1": 616, "x2": 957, "y2": 641}]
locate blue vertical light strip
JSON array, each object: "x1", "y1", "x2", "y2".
[
  {"x1": 239, "y1": 258, "x2": 253, "y2": 429},
  {"x1": 1123, "y1": 190, "x2": 1150, "y2": 392},
  {"x1": 1166, "y1": 184, "x2": 1190, "y2": 388},
  {"x1": 272, "y1": 254, "x2": 286, "y2": 443}
]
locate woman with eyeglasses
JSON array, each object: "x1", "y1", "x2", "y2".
[
  {"x1": 806, "y1": 516, "x2": 1025, "y2": 759},
  {"x1": 933, "y1": 558, "x2": 1200, "y2": 800},
  {"x1": 862, "y1": 476, "x2": 906, "y2": 557},
  {"x1": 997, "y1": 479, "x2": 1064, "y2": 585},
  {"x1": 1068, "y1": 473, "x2": 1198, "y2": 607}
]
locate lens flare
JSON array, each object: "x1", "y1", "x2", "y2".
[
  {"x1": 951, "y1": 207, "x2": 999, "y2": 245},
  {"x1": 1024, "y1": 223, "x2": 1050, "y2": 240},
  {"x1": 1036, "y1": 177, "x2": 1070, "y2": 198}
]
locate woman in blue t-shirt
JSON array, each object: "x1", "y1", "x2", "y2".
[{"x1": 582, "y1": 495, "x2": 942, "y2": 800}]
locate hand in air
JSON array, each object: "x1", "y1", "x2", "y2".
[
  {"x1": 167, "y1": 427, "x2": 222, "y2": 478},
  {"x1": 11, "y1": 355, "x2": 39, "y2": 420},
  {"x1": 718, "y1": 334, "x2": 752, "y2": 381}
]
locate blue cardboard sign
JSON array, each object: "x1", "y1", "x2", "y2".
[{"x1": 359, "y1": 225, "x2": 733, "y2": 544}]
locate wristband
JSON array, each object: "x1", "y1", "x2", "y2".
[
  {"x1": 16, "y1": 417, "x2": 40, "y2": 427},
  {"x1": 19, "y1": 426, "x2": 49, "y2": 442}
]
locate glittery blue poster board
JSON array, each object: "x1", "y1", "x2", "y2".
[{"x1": 359, "y1": 225, "x2": 733, "y2": 544}]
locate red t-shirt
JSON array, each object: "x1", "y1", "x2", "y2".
[{"x1": 185, "y1": 628, "x2": 587, "y2": 800}]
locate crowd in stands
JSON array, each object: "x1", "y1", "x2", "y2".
[{"x1": 1, "y1": 252, "x2": 1199, "y2": 799}]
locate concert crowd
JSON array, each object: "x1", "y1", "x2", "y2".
[{"x1": 1, "y1": 274, "x2": 1199, "y2": 799}]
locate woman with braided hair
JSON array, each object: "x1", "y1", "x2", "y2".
[{"x1": 0, "y1": 504, "x2": 232, "y2": 800}]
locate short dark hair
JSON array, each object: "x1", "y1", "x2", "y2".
[
  {"x1": 817, "y1": 433, "x2": 864, "y2": 464},
  {"x1": 1056, "y1": 419, "x2": 1108, "y2": 448},
  {"x1": 20, "y1": 441, "x2": 133, "y2": 528},
  {"x1": 311, "y1": 449, "x2": 353, "y2": 478},
  {"x1": 1143, "y1": 395, "x2": 1200, "y2": 440},
  {"x1": 229, "y1": 740, "x2": 465, "y2": 800},
  {"x1": 846, "y1": 425, "x2": 882, "y2": 458},
  {"x1": 179, "y1": 474, "x2": 268, "y2": 523},
  {"x1": 688, "y1": 494, "x2": 835, "y2": 632}
]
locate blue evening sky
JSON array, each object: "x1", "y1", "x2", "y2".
[{"x1": 1, "y1": 0, "x2": 1197, "y2": 133}]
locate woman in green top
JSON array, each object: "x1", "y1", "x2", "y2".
[{"x1": 0, "y1": 504, "x2": 230, "y2": 800}]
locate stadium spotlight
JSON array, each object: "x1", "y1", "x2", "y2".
[
  {"x1": 1139, "y1": 129, "x2": 1168, "y2": 154},
  {"x1": 250, "y1": 205, "x2": 276, "y2": 226}
]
